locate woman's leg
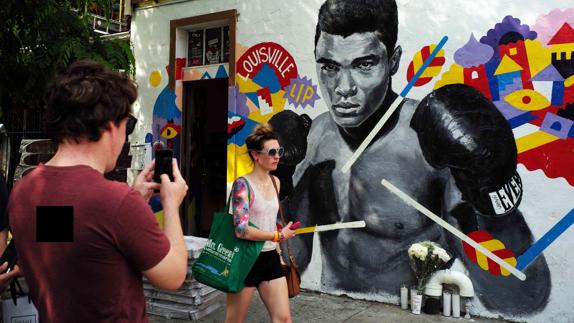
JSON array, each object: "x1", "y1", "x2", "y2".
[
  {"x1": 225, "y1": 287, "x2": 256, "y2": 323},
  {"x1": 258, "y1": 277, "x2": 292, "y2": 323}
]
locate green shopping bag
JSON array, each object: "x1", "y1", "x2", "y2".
[{"x1": 192, "y1": 179, "x2": 263, "y2": 292}]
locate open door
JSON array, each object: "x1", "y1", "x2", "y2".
[{"x1": 181, "y1": 78, "x2": 228, "y2": 237}]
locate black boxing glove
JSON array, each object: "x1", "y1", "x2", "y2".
[
  {"x1": 411, "y1": 84, "x2": 522, "y2": 217},
  {"x1": 268, "y1": 110, "x2": 312, "y2": 166},
  {"x1": 269, "y1": 110, "x2": 312, "y2": 199}
]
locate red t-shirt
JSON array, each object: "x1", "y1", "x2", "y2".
[{"x1": 8, "y1": 164, "x2": 170, "y2": 323}]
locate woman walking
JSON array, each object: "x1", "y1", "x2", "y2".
[{"x1": 225, "y1": 124, "x2": 296, "y2": 323}]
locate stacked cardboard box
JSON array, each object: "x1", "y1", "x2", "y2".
[{"x1": 145, "y1": 236, "x2": 225, "y2": 321}]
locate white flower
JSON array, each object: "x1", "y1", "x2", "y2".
[
  {"x1": 432, "y1": 247, "x2": 451, "y2": 262},
  {"x1": 409, "y1": 243, "x2": 428, "y2": 261}
]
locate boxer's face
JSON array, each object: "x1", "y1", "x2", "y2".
[{"x1": 315, "y1": 31, "x2": 400, "y2": 128}]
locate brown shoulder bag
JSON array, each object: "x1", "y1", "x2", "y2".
[{"x1": 270, "y1": 175, "x2": 301, "y2": 298}]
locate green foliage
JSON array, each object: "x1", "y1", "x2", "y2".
[{"x1": 0, "y1": 0, "x2": 135, "y2": 113}]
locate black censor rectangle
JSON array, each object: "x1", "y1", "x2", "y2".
[{"x1": 36, "y1": 206, "x2": 74, "y2": 242}]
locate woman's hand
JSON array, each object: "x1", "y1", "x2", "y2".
[
  {"x1": 280, "y1": 221, "x2": 297, "y2": 241},
  {"x1": 132, "y1": 160, "x2": 160, "y2": 201}
]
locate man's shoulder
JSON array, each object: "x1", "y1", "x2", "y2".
[
  {"x1": 390, "y1": 98, "x2": 420, "y2": 138},
  {"x1": 307, "y1": 112, "x2": 338, "y2": 142},
  {"x1": 399, "y1": 98, "x2": 419, "y2": 121}
]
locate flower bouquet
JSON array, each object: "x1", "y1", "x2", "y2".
[{"x1": 408, "y1": 241, "x2": 451, "y2": 293}]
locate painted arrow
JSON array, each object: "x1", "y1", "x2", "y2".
[
  {"x1": 295, "y1": 221, "x2": 366, "y2": 235},
  {"x1": 342, "y1": 36, "x2": 448, "y2": 174},
  {"x1": 381, "y1": 179, "x2": 526, "y2": 281}
]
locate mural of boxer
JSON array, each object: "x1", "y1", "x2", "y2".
[{"x1": 284, "y1": 0, "x2": 551, "y2": 315}]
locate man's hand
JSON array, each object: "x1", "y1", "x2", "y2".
[
  {"x1": 159, "y1": 159, "x2": 188, "y2": 213},
  {"x1": 132, "y1": 160, "x2": 161, "y2": 201},
  {"x1": 0, "y1": 263, "x2": 20, "y2": 292}
]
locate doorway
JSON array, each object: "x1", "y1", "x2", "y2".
[{"x1": 181, "y1": 78, "x2": 228, "y2": 237}]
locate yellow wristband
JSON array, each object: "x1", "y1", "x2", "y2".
[{"x1": 273, "y1": 231, "x2": 279, "y2": 242}]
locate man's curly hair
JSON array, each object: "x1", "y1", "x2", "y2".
[{"x1": 45, "y1": 60, "x2": 138, "y2": 143}]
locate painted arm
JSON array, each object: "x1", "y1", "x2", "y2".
[
  {"x1": 444, "y1": 199, "x2": 550, "y2": 314},
  {"x1": 411, "y1": 84, "x2": 551, "y2": 314}
]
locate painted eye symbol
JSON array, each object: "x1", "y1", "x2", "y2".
[
  {"x1": 160, "y1": 123, "x2": 181, "y2": 139},
  {"x1": 504, "y1": 89, "x2": 550, "y2": 111}
]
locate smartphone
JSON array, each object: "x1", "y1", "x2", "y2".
[
  {"x1": 290, "y1": 221, "x2": 301, "y2": 230},
  {"x1": 0, "y1": 240, "x2": 18, "y2": 274},
  {"x1": 153, "y1": 149, "x2": 174, "y2": 184}
]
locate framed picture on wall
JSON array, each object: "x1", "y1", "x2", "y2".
[
  {"x1": 188, "y1": 30, "x2": 203, "y2": 67},
  {"x1": 205, "y1": 27, "x2": 222, "y2": 65},
  {"x1": 222, "y1": 26, "x2": 230, "y2": 63}
]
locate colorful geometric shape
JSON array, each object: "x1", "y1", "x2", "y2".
[
  {"x1": 227, "y1": 115, "x2": 246, "y2": 138},
  {"x1": 494, "y1": 55, "x2": 523, "y2": 76},
  {"x1": 434, "y1": 64, "x2": 464, "y2": 90},
  {"x1": 253, "y1": 64, "x2": 282, "y2": 93},
  {"x1": 201, "y1": 71, "x2": 212, "y2": 80},
  {"x1": 407, "y1": 44, "x2": 446, "y2": 87},
  {"x1": 227, "y1": 143, "x2": 253, "y2": 183},
  {"x1": 540, "y1": 112, "x2": 573, "y2": 139},
  {"x1": 257, "y1": 88, "x2": 273, "y2": 107},
  {"x1": 508, "y1": 111, "x2": 538, "y2": 128},
  {"x1": 504, "y1": 89, "x2": 551, "y2": 111},
  {"x1": 215, "y1": 64, "x2": 229, "y2": 79},
  {"x1": 548, "y1": 22, "x2": 574, "y2": 45},
  {"x1": 462, "y1": 230, "x2": 517, "y2": 277},
  {"x1": 160, "y1": 122, "x2": 181, "y2": 139},
  {"x1": 516, "y1": 209, "x2": 574, "y2": 270},
  {"x1": 149, "y1": 70, "x2": 162, "y2": 87},
  {"x1": 515, "y1": 131, "x2": 560, "y2": 153},
  {"x1": 284, "y1": 75, "x2": 321, "y2": 109},
  {"x1": 245, "y1": 92, "x2": 260, "y2": 108},
  {"x1": 227, "y1": 112, "x2": 259, "y2": 146},
  {"x1": 531, "y1": 64, "x2": 564, "y2": 82}
]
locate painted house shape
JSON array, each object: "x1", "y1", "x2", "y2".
[
  {"x1": 494, "y1": 55, "x2": 524, "y2": 95},
  {"x1": 499, "y1": 40, "x2": 533, "y2": 90},
  {"x1": 463, "y1": 65, "x2": 492, "y2": 100},
  {"x1": 531, "y1": 64, "x2": 565, "y2": 106},
  {"x1": 548, "y1": 22, "x2": 574, "y2": 79}
]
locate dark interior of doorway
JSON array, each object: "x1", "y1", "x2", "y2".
[{"x1": 181, "y1": 78, "x2": 228, "y2": 237}]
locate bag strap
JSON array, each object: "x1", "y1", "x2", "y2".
[
  {"x1": 269, "y1": 175, "x2": 295, "y2": 264},
  {"x1": 226, "y1": 176, "x2": 252, "y2": 214}
]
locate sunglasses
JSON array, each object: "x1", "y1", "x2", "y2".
[
  {"x1": 256, "y1": 147, "x2": 284, "y2": 157},
  {"x1": 126, "y1": 114, "x2": 137, "y2": 137}
]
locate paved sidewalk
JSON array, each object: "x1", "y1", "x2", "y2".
[{"x1": 149, "y1": 290, "x2": 510, "y2": 323}]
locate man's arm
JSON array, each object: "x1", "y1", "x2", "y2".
[{"x1": 143, "y1": 159, "x2": 188, "y2": 291}]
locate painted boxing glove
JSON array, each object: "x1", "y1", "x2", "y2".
[
  {"x1": 269, "y1": 110, "x2": 312, "y2": 199},
  {"x1": 411, "y1": 84, "x2": 522, "y2": 217}
]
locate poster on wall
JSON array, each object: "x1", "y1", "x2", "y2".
[
  {"x1": 223, "y1": 26, "x2": 230, "y2": 63},
  {"x1": 205, "y1": 27, "x2": 222, "y2": 65},
  {"x1": 188, "y1": 31, "x2": 203, "y2": 67}
]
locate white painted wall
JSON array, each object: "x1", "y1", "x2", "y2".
[{"x1": 131, "y1": 1, "x2": 574, "y2": 322}]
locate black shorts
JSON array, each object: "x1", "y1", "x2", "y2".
[{"x1": 244, "y1": 250, "x2": 285, "y2": 287}]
